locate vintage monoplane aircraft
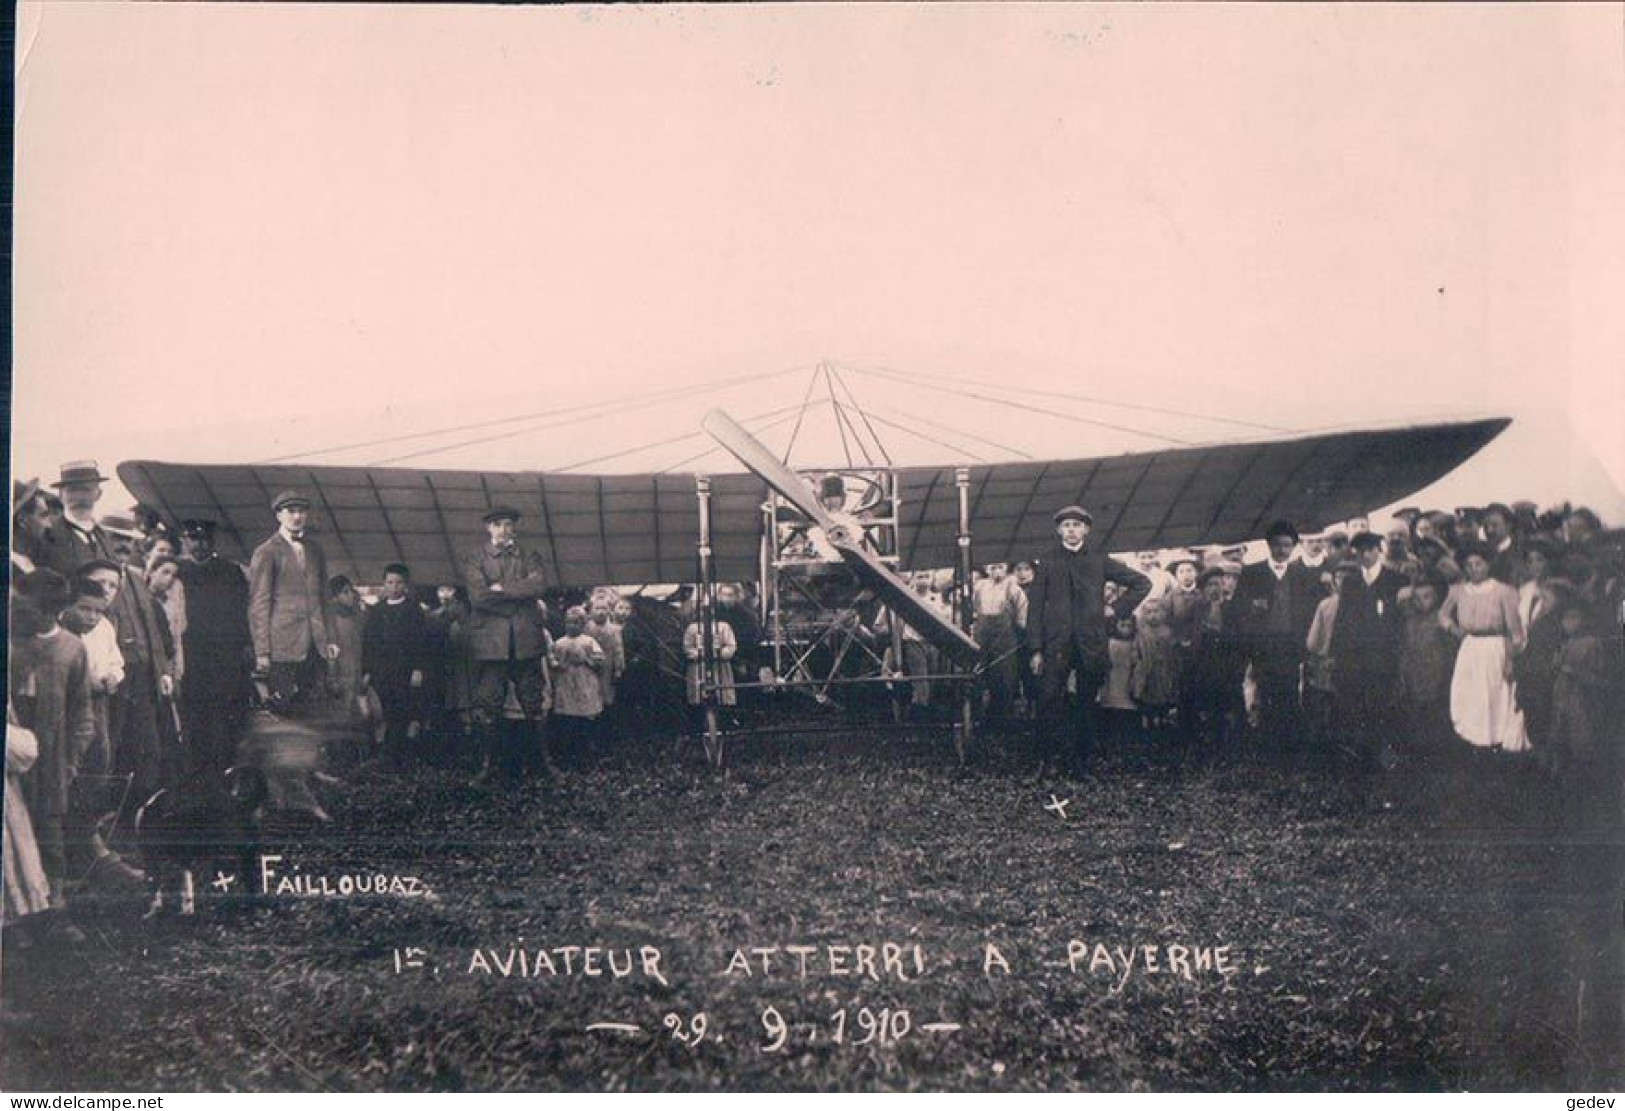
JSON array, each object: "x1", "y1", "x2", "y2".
[{"x1": 119, "y1": 367, "x2": 1511, "y2": 765}]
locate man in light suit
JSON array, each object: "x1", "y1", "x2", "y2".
[
  {"x1": 461, "y1": 505, "x2": 551, "y2": 779},
  {"x1": 248, "y1": 489, "x2": 337, "y2": 708}
]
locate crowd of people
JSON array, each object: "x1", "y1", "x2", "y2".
[
  {"x1": 976, "y1": 502, "x2": 1623, "y2": 790},
  {"x1": 5, "y1": 458, "x2": 1622, "y2": 947}
]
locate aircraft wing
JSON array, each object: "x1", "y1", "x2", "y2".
[{"x1": 117, "y1": 416, "x2": 1508, "y2": 587}]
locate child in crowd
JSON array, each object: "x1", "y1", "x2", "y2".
[
  {"x1": 1399, "y1": 575, "x2": 1458, "y2": 761},
  {"x1": 550, "y1": 606, "x2": 606, "y2": 763},
  {"x1": 1304, "y1": 560, "x2": 1355, "y2": 756},
  {"x1": 1130, "y1": 597, "x2": 1180, "y2": 730},
  {"x1": 683, "y1": 606, "x2": 738, "y2": 732},
  {"x1": 1548, "y1": 604, "x2": 1610, "y2": 787},
  {"x1": 1515, "y1": 577, "x2": 1573, "y2": 754},
  {"x1": 1099, "y1": 613, "x2": 1138, "y2": 739}
]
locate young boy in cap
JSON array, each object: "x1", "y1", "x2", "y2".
[
  {"x1": 1024, "y1": 504, "x2": 1151, "y2": 775},
  {"x1": 1181, "y1": 564, "x2": 1243, "y2": 755},
  {"x1": 249, "y1": 490, "x2": 337, "y2": 708},
  {"x1": 362, "y1": 563, "x2": 435, "y2": 767}
]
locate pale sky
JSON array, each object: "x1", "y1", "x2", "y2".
[{"x1": 13, "y1": 3, "x2": 1625, "y2": 521}]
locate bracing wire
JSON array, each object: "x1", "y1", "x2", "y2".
[
  {"x1": 872, "y1": 405, "x2": 1035, "y2": 460},
  {"x1": 837, "y1": 358, "x2": 1292, "y2": 434},
  {"x1": 366, "y1": 367, "x2": 809, "y2": 466},
  {"x1": 257, "y1": 363, "x2": 813, "y2": 465},
  {"x1": 553, "y1": 399, "x2": 818, "y2": 473},
  {"x1": 857, "y1": 410, "x2": 991, "y2": 464},
  {"x1": 779, "y1": 366, "x2": 826, "y2": 465},
  {"x1": 658, "y1": 402, "x2": 832, "y2": 474},
  {"x1": 841, "y1": 363, "x2": 1195, "y2": 445},
  {"x1": 823, "y1": 363, "x2": 857, "y2": 467},
  {"x1": 828, "y1": 365, "x2": 894, "y2": 466}
]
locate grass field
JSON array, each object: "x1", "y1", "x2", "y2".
[{"x1": 1, "y1": 725, "x2": 1620, "y2": 1092}]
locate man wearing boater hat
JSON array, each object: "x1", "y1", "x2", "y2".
[
  {"x1": 462, "y1": 505, "x2": 552, "y2": 779},
  {"x1": 249, "y1": 490, "x2": 337, "y2": 707},
  {"x1": 178, "y1": 518, "x2": 253, "y2": 782},
  {"x1": 1025, "y1": 504, "x2": 1151, "y2": 775},
  {"x1": 43, "y1": 461, "x2": 177, "y2": 819}
]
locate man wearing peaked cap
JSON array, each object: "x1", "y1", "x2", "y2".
[
  {"x1": 178, "y1": 517, "x2": 252, "y2": 783},
  {"x1": 249, "y1": 487, "x2": 335, "y2": 707},
  {"x1": 1025, "y1": 502, "x2": 1150, "y2": 776},
  {"x1": 271, "y1": 489, "x2": 312, "y2": 513},
  {"x1": 464, "y1": 504, "x2": 552, "y2": 780}
]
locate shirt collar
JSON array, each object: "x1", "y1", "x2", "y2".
[
  {"x1": 1362, "y1": 562, "x2": 1382, "y2": 586},
  {"x1": 1268, "y1": 559, "x2": 1290, "y2": 578},
  {"x1": 279, "y1": 526, "x2": 304, "y2": 544},
  {"x1": 1061, "y1": 540, "x2": 1085, "y2": 554},
  {"x1": 64, "y1": 513, "x2": 97, "y2": 534}
]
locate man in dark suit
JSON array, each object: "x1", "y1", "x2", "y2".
[
  {"x1": 1480, "y1": 502, "x2": 1525, "y2": 586},
  {"x1": 1026, "y1": 505, "x2": 1151, "y2": 775},
  {"x1": 248, "y1": 490, "x2": 336, "y2": 708},
  {"x1": 43, "y1": 461, "x2": 177, "y2": 840},
  {"x1": 1329, "y1": 530, "x2": 1408, "y2": 776},
  {"x1": 462, "y1": 506, "x2": 550, "y2": 779},
  {"x1": 1233, "y1": 519, "x2": 1324, "y2": 754},
  {"x1": 177, "y1": 519, "x2": 252, "y2": 785}
]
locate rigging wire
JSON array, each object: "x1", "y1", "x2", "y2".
[
  {"x1": 552, "y1": 399, "x2": 818, "y2": 473},
  {"x1": 872, "y1": 404, "x2": 1036, "y2": 460},
  {"x1": 823, "y1": 363, "x2": 857, "y2": 467},
  {"x1": 838, "y1": 358, "x2": 1290, "y2": 435},
  {"x1": 365, "y1": 368, "x2": 808, "y2": 466},
  {"x1": 657, "y1": 402, "x2": 831, "y2": 474},
  {"x1": 857, "y1": 410, "x2": 991, "y2": 464},
  {"x1": 778, "y1": 366, "x2": 826, "y2": 465},
  {"x1": 840, "y1": 363, "x2": 1195, "y2": 445},
  {"x1": 828, "y1": 365, "x2": 894, "y2": 466},
  {"x1": 258, "y1": 363, "x2": 814, "y2": 465}
]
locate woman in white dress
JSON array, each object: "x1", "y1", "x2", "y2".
[{"x1": 1438, "y1": 546, "x2": 1528, "y2": 751}]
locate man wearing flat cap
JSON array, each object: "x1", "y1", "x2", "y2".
[
  {"x1": 1233, "y1": 520, "x2": 1324, "y2": 752},
  {"x1": 1025, "y1": 504, "x2": 1151, "y2": 774},
  {"x1": 462, "y1": 506, "x2": 551, "y2": 778},
  {"x1": 249, "y1": 490, "x2": 337, "y2": 707},
  {"x1": 178, "y1": 519, "x2": 253, "y2": 781}
]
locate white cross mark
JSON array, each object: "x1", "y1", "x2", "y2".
[
  {"x1": 211, "y1": 872, "x2": 237, "y2": 893},
  {"x1": 1044, "y1": 795, "x2": 1071, "y2": 820}
]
